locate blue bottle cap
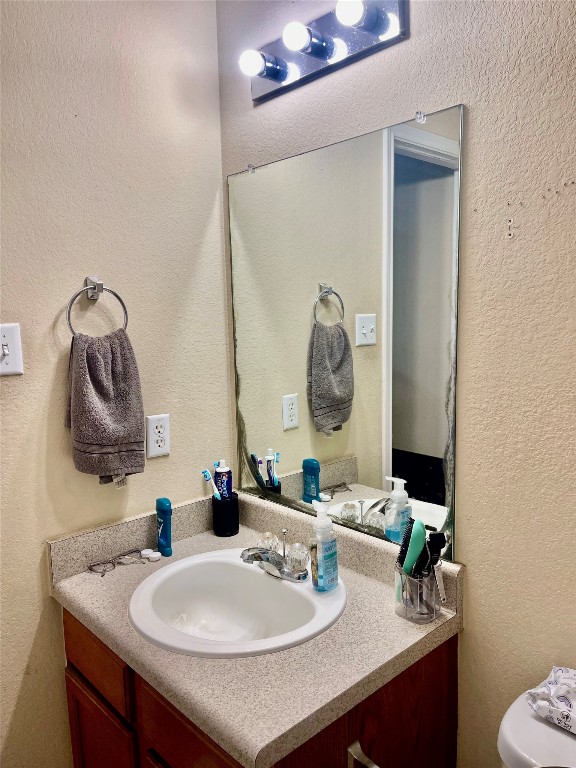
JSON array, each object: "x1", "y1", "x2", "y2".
[
  {"x1": 156, "y1": 497, "x2": 172, "y2": 513},
  {"x1": 302, "y1": 458, "x2": 320, "y2": 470}
]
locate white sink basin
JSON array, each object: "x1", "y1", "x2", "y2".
[{"x1": 129, "y1": 548, "x2": 346, "y2": 658}]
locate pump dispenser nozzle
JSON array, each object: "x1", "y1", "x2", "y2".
[
  {"x1": 385, "y1": 476, "x2": 407, "y2": 493},
  {"x1": 312, "y1": 501, "x2": 333, "y2": 531}
]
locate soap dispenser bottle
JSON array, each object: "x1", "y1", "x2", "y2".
[
  {"x1": 310, "y1": 502, "x2": 339, "y2": 592},
  {"x1": 384, "y1": 476, "x2": 412, "y2": 544}
]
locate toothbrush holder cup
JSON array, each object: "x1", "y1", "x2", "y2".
[
  {"x1": 212, "y1": 492, "x2": 239, "y2": 537},
  {"x1": 394, "y1": 566, "x2": 440, "y2": 624}
]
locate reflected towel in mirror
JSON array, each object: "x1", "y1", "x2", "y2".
[{"x1": 307, "y1": 321, "x2": 354, "y2": 435}]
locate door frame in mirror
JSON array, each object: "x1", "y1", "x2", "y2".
[{"x1": 382, "y1": 112, "x2": 462, "y2": 543}]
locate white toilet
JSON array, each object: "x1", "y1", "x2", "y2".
[{"x1": 498, "y1": 694, "x2": 576, "y2": 768}]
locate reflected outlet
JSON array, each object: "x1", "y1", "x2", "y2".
[{"x1": 282, "y1": 394, "x2": 299, "y2": 430}]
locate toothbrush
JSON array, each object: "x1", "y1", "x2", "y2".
[
  {"x1": 402, "y1": 519, "x2": 426, "y2": 576},
  {"x1": 201, "y1": 469, "x2": 221, "y2": 500},
  {"x1": 249, "y1": 453, "x2": 267, "y2": 490}
]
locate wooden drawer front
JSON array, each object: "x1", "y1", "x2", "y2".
[
  {"x1": 64, "y1": 609, "x2": 132, "y2": 720},
  {"x1": 135, "y1": 675, "x2": 243, "y2": 768},
  {"x1": 65, "y1": 667, "x2": 137, "y2": 768}
]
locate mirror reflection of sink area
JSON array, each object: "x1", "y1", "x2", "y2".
[
  {"x1": 324, "y1": 493, "x2": 449, "y2": 538},
  {"x1": 129, "y1": 549, "x2": 346, "y2": 658},
  {"x1": 230, "y1": 105, "x2": 462, "y2": 560},
  {"x1": 297, "y1": 479, "x2": 449, "y2": 539}
]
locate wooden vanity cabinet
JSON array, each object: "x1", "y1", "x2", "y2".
[{"x1": 63, "y1": 610, "x2": 457, "y2": 768}]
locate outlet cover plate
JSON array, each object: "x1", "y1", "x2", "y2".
[
  {"x1": 146, "y1": 414, "x2": 170, "y2": 458},
  {"x1": 355, "y1": 314, "x2": 377, "y2": 346},
  {"x1": 282, "y1": 393, "x2": 299, "y2": 430}
]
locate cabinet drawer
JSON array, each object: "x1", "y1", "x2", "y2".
[
  {"x1": 63, "y1": 609, "x2": 133, "y2": 720},
  {"x1": 135, "y1": 675, "x2": 242, "y2": 768},
  {"x1": 65, "y1": 667, "x2": 137, "y2": 768}
]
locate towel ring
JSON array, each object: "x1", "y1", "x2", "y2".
[
  {"x1": 66, "y1": 285, "x2": 129, "y2": 336},
  {"x1": 313, "y1": 288, "x2": 345, "y2": 323}
]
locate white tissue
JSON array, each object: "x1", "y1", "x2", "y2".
[{"x1": 525, "y1": 666, "x2": 576, "y2": 734}]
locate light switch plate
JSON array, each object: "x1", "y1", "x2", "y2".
[
  {"x1": 0, "y1": 323, "x2": 24, "y2": 375},
  {"x1": 146, "y1": 414, "x2": 170, "y2": 458},
  {"x1": 355, "y1": 314, "x2": 377, "y2": 346}
]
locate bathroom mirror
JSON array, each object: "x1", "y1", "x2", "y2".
[{"x1": 229, "y1": 105, "x2": 463, "y2": 559}]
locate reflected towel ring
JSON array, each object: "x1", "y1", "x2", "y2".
[
  {"x1": 313, "y1": 288, "x2": 345, "y2": 323},
  {"x1": 66, "y1": 285, "x2": 129, "y2": 336}
]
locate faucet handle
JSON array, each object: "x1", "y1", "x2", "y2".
[
  {"x1": 257, "y1": 531, "x2": 279, "y2": 551},
  {"x1": 286, "y1": 542, "x2": 309, "y2": 573}
]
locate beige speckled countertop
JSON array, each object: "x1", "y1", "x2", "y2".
[{"x1": 51, "y1": 500, "x2": 463, "y2": 768}]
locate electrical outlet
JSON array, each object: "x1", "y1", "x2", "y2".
[
  {"x1": 146, "y1": 414, "x2": 170, "y2": 458},
  {"x1": 282, "y1": 393, "x2": 299, "y2": 430}
]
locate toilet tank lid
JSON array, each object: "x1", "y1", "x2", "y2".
[{"x1": 498, "y1": 695, "x2": 576, "y2": 768}]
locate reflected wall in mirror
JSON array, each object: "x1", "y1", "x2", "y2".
[{"x1": 229, "y1": 105, "x2": 463, "y2": 559}]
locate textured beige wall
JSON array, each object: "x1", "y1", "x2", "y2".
[
  {"x1": 0, "y1": 2, "x2": 230, "y2": 765},
  {"x1": 217, "y1": 2, "x2": 576, "y2": 767},
  {"x1": 230, "y1": 131, "x2": 383, "y2": 487}
]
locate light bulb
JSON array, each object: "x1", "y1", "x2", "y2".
[
  {"x1": 335, "y1": 0, "x2": 367, "y2": 27},
  {"x1": 283, "y1": 63, "x2": 301, "y2": 85},
  {"x1": 379, "y1": 12, "x2": 400, "y2": 41},
  {"x1": 239, "y1": 49, "x2": 266, "y2": 77},
  {"x1": 327, "y1": 37, "x2": 348, "y2": 64},
  {"x1": 282, "y1": 21, "x2": 312, "y2": 52}
]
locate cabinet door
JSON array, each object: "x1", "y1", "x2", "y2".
[
  {"x1": 65, "y1": 667, "x2": 137, "y2": 768},
  {"x1": 276, "y1": 636, "x2": 457, "y2": 768},
  {"x1": 349, "y1": 634, "x2": 458, "y2": 768}
]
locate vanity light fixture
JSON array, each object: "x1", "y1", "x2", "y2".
[{"x1": 240, "y1": 0, "x2": 409, "y2": 103}]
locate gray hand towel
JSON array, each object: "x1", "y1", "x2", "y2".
[
  {"x1": 65, "y1": 329, "x2": 145, "y2": 486},
  {"x1": 307, "y1": 321, "x2": 354, "y2": 435}
]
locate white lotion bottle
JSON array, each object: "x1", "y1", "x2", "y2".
[{"x1": 310, "y1": 502, "x2": 339, "y2": 592}]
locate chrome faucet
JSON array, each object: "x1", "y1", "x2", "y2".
[{"x1": 240, "y1": 534, "x2": 309, "y2": 583}]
